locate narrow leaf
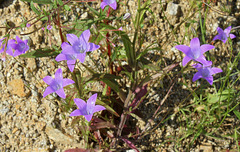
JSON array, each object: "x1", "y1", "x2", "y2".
[
  {"x1": 19, "y1": 48, "x2": 61, "y2": 58},
  {"x1": 21, "y1": 0, "x2": 53, "y2": 4}
]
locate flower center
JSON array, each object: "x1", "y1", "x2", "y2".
[
  {"x1": 221, "y1": 33, "x2": 227, "y2": 40},
  {"x1": 19, "y1": 42, "x2": 26, "y2": 51},
  {"x1": 51, "y1": 80, "x2": 62, "y2": 91},
  {"x1": 190, "y1": 47, "x2": 201, "y2": 59},
  {"x1": 73, "y1": 43, "x2": 85, "y2": 54},
  {"x1": 201, "y1": 68, "x2": 211, "y2": 77}
]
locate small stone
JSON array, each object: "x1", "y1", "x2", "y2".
[
  {"x1": 166, "y1": 2, "x2": 180, "y2": 16},
  {"x1": 8, "y1": 79, "x2": 26, "y2": 97}
]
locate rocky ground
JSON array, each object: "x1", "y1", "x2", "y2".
[{"x1": 0, "y1": 0, "x2": 240, "y2": 151}]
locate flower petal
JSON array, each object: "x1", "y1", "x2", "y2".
[
  {"x1": 217, "y1": 27, "x2": 224, "y2": 34},
  {"x1": 55, "y1": 53, "x2": 67, "y2": 62},
  {"x1": 43, "y1": 86, "x2": 55, "y2": 98},
  {"x1": 81, "y1": 29, "x2": 91, "y2": 43},
  {"x1": 93, "y1": 105, "x2": 106, "y2": 113},
  {"x1": 87, "y1": 93, "x2": 97, "y2": 114},
  {"x1": 84, "y1": 114, "x2": 93, "y2": 122},
  {"x1": 69, "y1": 109, "x2": 82, "y2": 116},
  {"x1": 100, "y1": 2, "x2": 108, "y2": 10},
  {"x1": 190, "y1": 37, "x2": 200, "y2": 50},
  {"x1": 223, "y1": 26, "x2": 231, "y2": 35},
  {"x1": 210, "y1": 67, "x2": 222, "y2": 75},
  {"x1": 182, "y1": 56, "x2": 192, "y2": 66},
  {"x1": 13, "y1": 50, "x2": 22, "y2": 57},
  {"x1": 43, "y1": 76, "x2": 54, "y2": 85},
  {"x1": 204, "y1": 76, "x2": 213, "y2": 85},
  {"x1": 55, "y1": 88, "x2": 66, "y2": 99},
  {"x1": 192, "y1": 72, "x2": 203, "y2": 82},
  {"x1": 66, "y1": 34, "x2": 79, "y2": 46},
  {"x1": 109, "y1": 1, "x2": 117, "y2": 10},
  {"x1": 212, "y1": 35, "x2": 221, "y2": 41},
  {"x1": 88, "y1": 43, "x2": 100, "y2": 52},
  {"x1": 62, "y1": 78, "x2": 75, "y2": 87},
  {"x1": 74, "y1": 98, "x2": 87, "y2": 111},
  {"x1": 230, "y1": 34, "x2": 236, "y2": 39},
  {"x1": 200, "y1": 44, "x2": 214, "y2": 54},
  {"x1": 77, "y1": 53, "x2": 86, "y2": 63},
  {"x1": 195, "y1": 55, "x2": 208, "y2": 65},
  {"x1": 175, "y1": 45, "x2": 190, "y2": 54},
  {"x1": 55, "y1": 68, "x2": 63, "y2": 82},
  {"x1": 61, "y1": 42, "x2": 75, "y2": 54}
]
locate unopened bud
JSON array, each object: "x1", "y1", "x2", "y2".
[{"x1": 123, "y1": 13, "x2": 131, "y2": 20}]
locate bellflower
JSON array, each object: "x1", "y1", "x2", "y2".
[
  {"x1": 192, "y1": 61, "x2": 222, "y2": 85},
  {"x1": 101, "y1": 0, "x2": 117, "y2": 10},
  {"x1": 55, "y1": 29, "x2": 100, "y2": 72},
  {"x1": 43, "y1": 68, "x2": 75, "y2": 99},
  {"x1": 213, "y1": 26, "x2": 236, "y2": 43},
  {"x1": 10, "y1": 36, "x2": 29, "y2": 57},
  {"x1": 175, "y1": 37, "x2": 214, "y2": 66},
  {"x1": 70, "y1": 93, "x2": 106, "y2": 122}
]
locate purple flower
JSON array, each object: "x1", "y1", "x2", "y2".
[
  {"x1": 192, "y1": 61, "x2": 222, "y2": 85},
  {"x1": 55, "y1": 29, "x2": 100, "y2": 72},
  {"x1": 26, "y1": 23, "x2": 31, "y2": 27},
  {"x1": 0, "y1": 38, "x2": 15, "y2": 60},
  {"x1": 70, "y1": 93, "x2": 106, "y2": 122},
  {"x1": 10, "y1": 36, "x2": 29, "y2": 57},
  {"x1": 175, "y1": 37, "x2": 214, "y2": 66},
  {"x1": 213, "y1": 26, "x2": 236, "y2": 43},
  {"x1": 47, "y1": 25, "x2": 52, "y2": 30},
  {"x1": 101, "y1": 0, "x2": 117, "y2": 10},
  {"x1": 43, "y1": 68, "x2": 75, "y2": 99}
]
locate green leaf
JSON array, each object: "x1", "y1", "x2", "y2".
[
  {"x1": 57, "y1": 0, "x2": 63, "y2": 5},
  {"x1": 19, "y1": 48, "x2": 61, "y2": 58},
  {"x1": 233, "y1": 110, "x2": 240, "y2": 120},
  {"x1": 207, "y1": 89, "x2": 236, "y2": 104},
  {"x1": 64, "y1": 5, "x2": 70, "y2": 11},
  {"x1": 86, "y1": 4, "x2": 100, "y2": 16},
  {"x1": 30, "y1": 1, "x2": 41, "y2": 15},
  {"x1": 21, "y1": 0, "x2": 53, "y2": 4}
]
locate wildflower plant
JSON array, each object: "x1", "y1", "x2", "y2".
[{"x1": 1, "y1": 0, "x2": 239, "y2": 151}]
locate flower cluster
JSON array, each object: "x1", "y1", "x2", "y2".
[
  {"x1": 175, "y1": 26, "x2": 236, "y2": 85},
  {"x1": 42, "y1": 0, "x2": 119, "y2": 122}
]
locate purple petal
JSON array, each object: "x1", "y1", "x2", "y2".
[
  {"x1": 195, "y1": 55, "x2": 208, "y2": 65},
  {"x1": 81, "y1": 30, "x2": 91, "y2": 43},
  {"x1": 84, "y1": 114, "x2": 93, "y2": 122},
  {"x1": 74, "y1": 98, "x2": 87, "y2": 111},
  {"x1": 230, "y1": 34, "x2": 236, "y2": 39},
  {"x1": 87, "y1": 93, "x2": 97, "y2": 114},
  {"x1": 210, "y1": 67, "x2": 222, "y2": 75},
  {"x1": 88, "y1": 43, "x2": 100, "y2": 52},
  {"x1": 67, "y1": 60, "x2": 76, "y2": 72},
  {"x1": 109, "y1": 1, "x2": 117, "y2": 10},
  {"x1": 15, "y1": 36, "x2": 23, "y2": 43},
  {"x1": 43, "y1": 86, "x2": 55, "y2": 98},
  {"x1": 100, "y1": 2, "x2": 108, "y2": 10},
  {"x1": 55, "y1": 68, "x2": 63, "y2": 81},
  {"x1": 69, "y1": 109, "x2": 82, "y2": 116},
  {"x1": 190, "y1": 38, "x2": 200, "y2": 50},
  {"x1": 93, "y1": 105, "x2": 106, "y2": 113},
  {"x1": 212, "y1": 35, "x2": 221, "y2": 41},
  {"x1": 217, "y1": 27, "x2": 224, "y2": 34},
  {"x1": 204, "y1": 76, "x2": 213, "y2": 85},
  {"x1": 223, "y1": 26, "x2": 231, "y2": 35},
  {"x1": 61, "y1": 42, "x2": 75, "y2": 54},
  {"x1": 55, "y1": 88, "x2": 66, "y2": 99},
  {"x1": 222, "y1": 39, "x2": 227, "y2": 44},
  {"x1": 175, "y1": 45, "x2": 191, "y2": 54},
  {"x1": 200, "y1": 44, "x2": 214, "y2": 54},
  {"x1": 66, "y1": 34, "x2": 79, "y2": 46},
  {"x1": 43, "y1": 76, "x2": 54, "y2": 85},
  {"x1": 13, "y1": 50, "x2": 22, "y2": 57},
  {"x1": 55, "y1": 54, "x2": 67, "y2": 62},
  {"x1": 77, "y1": 53, "x2": 86, "y2": 63},
  {"x1": 192, "y1": 72, "x2": 203, "y2": 82},
  {"x1": 182, "y1": 56, "x2": 192, "y2": 66},
  {"x1": 62, "y1": 78, "x2": 75, "y2": 87}
]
